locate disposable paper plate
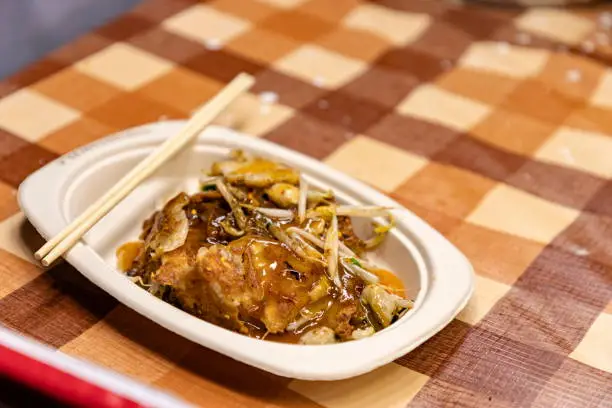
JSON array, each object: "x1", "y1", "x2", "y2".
[{"x1": 19, "y1": 121, "x2": 473, "y2": 380}]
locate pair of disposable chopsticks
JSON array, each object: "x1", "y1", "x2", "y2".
[{"x1": 35, "y1": 73, "x2": 255, "y2": 267}]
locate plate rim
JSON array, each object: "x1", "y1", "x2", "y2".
[{"x1": 18, "y1": 121, "x2": 474, "y2": 380}]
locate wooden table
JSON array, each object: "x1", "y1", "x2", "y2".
[{"x1": 0, "y1": 0, "x2": 611, "y2": 406}]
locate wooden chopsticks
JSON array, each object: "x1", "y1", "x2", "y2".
[{"x1": 35, "y1": 73, "x2": 255, "y2": 267}]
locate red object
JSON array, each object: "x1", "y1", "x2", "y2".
[{"x1": 0, "y1": 344, "x2": 146, "y2": 408}]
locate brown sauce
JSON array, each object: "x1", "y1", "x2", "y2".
[
  {"x1": 372, "y1": 268, "x2": 406, "y2": 297},
  {"x1": 116, "y1": 242, "x2": 143, "y2": 271},
  {"x1": 117, "y1": 157, "x2": 410, "y2": 344}
]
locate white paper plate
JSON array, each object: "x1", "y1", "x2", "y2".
[{"x1": 18, "y1": 121, "x2": 473, "y2": 380}]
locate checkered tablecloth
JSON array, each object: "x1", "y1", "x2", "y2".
[{"x1": 1, "y1": 0, "x2": 612, "y2": 406}]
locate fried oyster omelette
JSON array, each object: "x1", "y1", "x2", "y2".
[{"x1": 117, "y1": 150, "x2": 413, "y2": 344}]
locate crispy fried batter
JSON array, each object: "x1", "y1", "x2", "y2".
[
  {"x1": 117, "y1": 151, "x2": 409, "y2": 343},
  {"x1": 146, "y1": 193, "x2": 190, "y2": 255}
]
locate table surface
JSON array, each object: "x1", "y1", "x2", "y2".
[{"x1": 1, "y1": 0, "x2": 612, "y2": 407}]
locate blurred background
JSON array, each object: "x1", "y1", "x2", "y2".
[{"x1": 0, "y1": 0, "x2": 141, "y2": 78}]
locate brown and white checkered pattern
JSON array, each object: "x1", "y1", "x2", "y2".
[{"x1": 1, "y1": 0, "x2": 612, "y2": 406}]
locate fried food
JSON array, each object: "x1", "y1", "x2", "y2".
[{"x1": 117, "y1": 150, "x2": 413, "y2": 344}]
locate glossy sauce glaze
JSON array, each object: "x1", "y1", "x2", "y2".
[
  {"x1": 117, "y1": 152, "x2": 413, "y2": 344},
  {"x1": 118, "y1": 225, "x2": 407, "y2": 344}
]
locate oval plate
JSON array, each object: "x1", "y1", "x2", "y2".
[{"x1": 19, "y1": 121, "x2": 473, "y2": 380}]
